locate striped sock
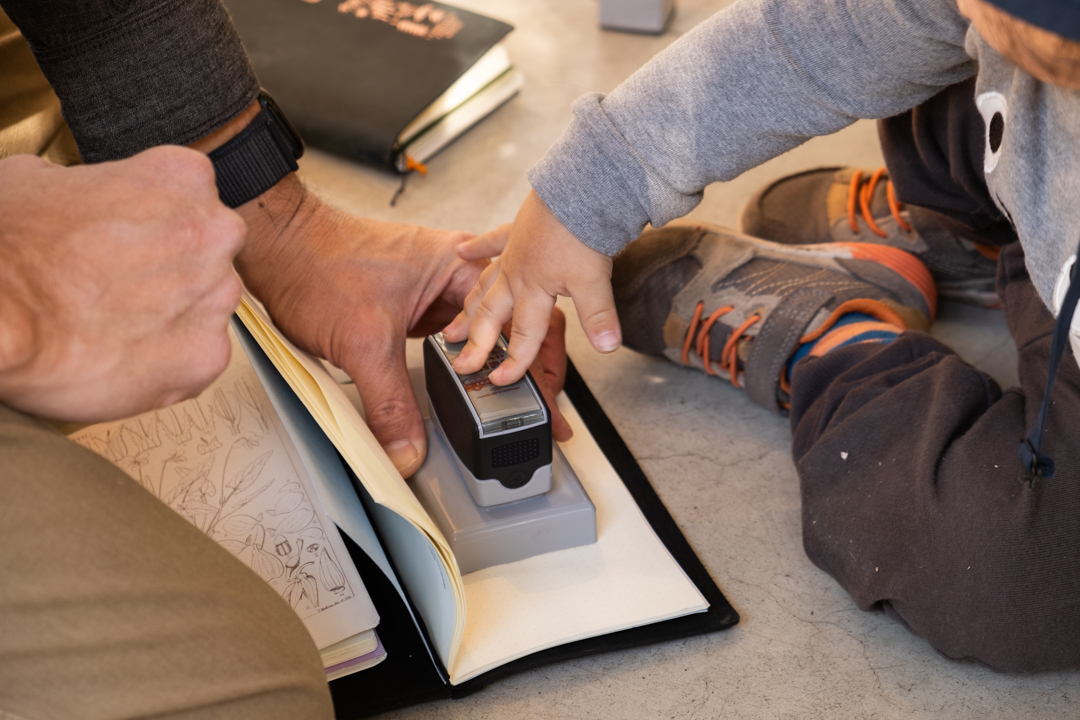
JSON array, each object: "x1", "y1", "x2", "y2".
[{"x1": 785, "y1": 307, "x2": 905, "y2": 383}]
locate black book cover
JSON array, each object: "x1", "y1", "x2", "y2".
[
  {"x1": 329, "y1": 360, "x2": 740, "y2": 718},
  {"x1": 223, "y1": 0, "x2": 513, "y2": 170}
]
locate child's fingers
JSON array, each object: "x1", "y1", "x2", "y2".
[
  {"x1": 452, "y1": 273, "x2": 516, "y2": 374},
  {"x1": 490, "y1": 295, "x2": 554, "y2": 386},
  {"x1": 572, "y1": 278, "x2": 622, "y2": 354},
  {"x1": 457, "y1": 223, "x2": 512, "y2": 261},
  {"x1": 441, "y1": 309, "x2": 470, "y2": 342},
  {"x1": 442, "y1": 260, "x2": 502, "y2": 341}
]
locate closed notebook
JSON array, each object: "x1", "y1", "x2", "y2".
[{"x1": 224, "y1": 0, "x2": 518, "y2": 172}]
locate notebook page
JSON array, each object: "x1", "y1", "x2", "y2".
[
  {"x1": 448, "y1": 389, "x2": 709, "y2": 683},
  {"x1": 236, "y1": 294, "x2": 466, "y2": 668},
  {"x1": 68, "y1": 329, "x2": 378, "y2": 651}
]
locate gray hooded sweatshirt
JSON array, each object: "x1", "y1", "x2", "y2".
[{"x1": 528, "y1": 0, "x2": 1080, "y2": 344}]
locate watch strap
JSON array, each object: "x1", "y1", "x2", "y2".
[{"x1": 209, "y1": 92, "x2": 303, "y2": 208}]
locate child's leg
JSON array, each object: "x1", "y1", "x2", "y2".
[
  {"x1": 790, "y1": 241, "x2": 1080, "y2": 672},
  {"x1": 878, "y1": 77, "x2": 1018, "y2": 249}
]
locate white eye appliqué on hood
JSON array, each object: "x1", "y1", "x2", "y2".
[
  {"x1": 1052, "y1": 255, "x2": 1080, "y2": 373},
  {"x1": 976, "y1": 91, "x2": 1008, "y2": 174}
]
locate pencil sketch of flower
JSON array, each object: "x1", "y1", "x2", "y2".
[
  {"x1": 214, "y1": 432, "x2": 263, "y2": 503},
  {"x1": 268, "y1": 507, "x2": 314, "y2": 536},
  {"x1": 156, "y1": 405, "x2": 193, "y2": 446},
  {"x1": 234, "y1": 378, "x2": 268, "y2": 431},
  {"x1": 221, "y1": 513, "x2": 261, "y2": 537},
  {"x1": 158, "y1": 450, "x2": 186, "y2": 496},
  {"x1": 105, "y1": 421, "x2": 158, "y2": 464},
  {"x1": 76, "y1": 433, "x2": 110, "y2": 458},
  {"x1": 315, "y1": 543, "x2": 346, "y2": 595},
  {"x1": 234, "y1": 432, "x2": 262, "y2": 451},
  {"x1": 197, "y1": 435, "x2": 222, "y2": 455},
  {"x1": 211, "y1": 387, "x2": 242, "y2": 436},
  {"x1": 117, "y1": 453, "x2": 151, "y2": 490},
  {"x1": 219, "y1": 521, "x2": 284, "y2": 581},
  {"x1": 165, "y1": 455, "x2": 216, "y2": 527},
  {"x1": 186, "y1": 400, "x2": 216, "y2": 435},
  {"x1": 156, "y1": 401, "x2": 214, "y2": 446},
  {"x1": 283, "y1": 550, "x2": 320, "y2": 611},
  {"x1": 205, "y1": 450, "x2": 273, "y2": 536},
  {"x1": 267, "y1": 490, "x2": 304, "y2": 517}
]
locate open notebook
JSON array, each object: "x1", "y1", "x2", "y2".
[
  {"x1": 67, "y1": 330, "x2": 386, "y2": 680},
  {"x1": 234, "y1": 292, "x2": 738, "y2": 713}
]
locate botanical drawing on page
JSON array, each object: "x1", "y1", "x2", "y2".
[{"x1": 70, "y1": 364, "x2": 355, "y2": 619}]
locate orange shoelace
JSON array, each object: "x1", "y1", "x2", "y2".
[
  {"x1": 847, "y1": 168, "x2": 912, "y2": 237},
  {"x1": 680, "y1": 301, "x2": 761, "y2": 388}
]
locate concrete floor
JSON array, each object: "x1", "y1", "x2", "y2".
[{"x1": 298, "y1": 0, "x2": 1079, "y2": 716}]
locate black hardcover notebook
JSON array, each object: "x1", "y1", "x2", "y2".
[
  {"x1": 329, "y1": 361, "x2": 740, "y2": 717},
  {"x1": 223, "y1": 0, "x2": 516, "y2": 171}
]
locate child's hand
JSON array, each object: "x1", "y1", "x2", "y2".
[{"x1": 442, "y1": 190, "x2": 621, "y2": 386}]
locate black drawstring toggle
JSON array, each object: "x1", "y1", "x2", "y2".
[{"x1": 1019, "y1": 437, "x2": 1054, "y2": 489}]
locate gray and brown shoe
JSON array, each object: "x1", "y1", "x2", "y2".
[
  {"x1": 612, "y1": 223, "x2": 935, "y2": 413},
  {"x1": 738, "y1": 167, "x2": 1000, "y2": 307}
]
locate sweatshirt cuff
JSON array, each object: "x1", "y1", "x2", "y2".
[
  {"x1": 16, "y1": 0, "x2": 259, "y2": 163},
  {"x1": 527, "y1": 92, "x2": 701, "y2": 256}
]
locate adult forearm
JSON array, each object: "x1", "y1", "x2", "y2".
[{"x1": 0, "y1": 0, "x2": 258, "y2": 162}]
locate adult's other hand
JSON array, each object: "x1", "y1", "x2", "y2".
[
  {"x1": 235, "y1": 177, "x2": 484, "y2": 477},
  {"x1": 0, "y1": 148, "x2": 246, "y2": 422}
]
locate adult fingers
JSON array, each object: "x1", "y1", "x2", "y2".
[
  {"x1": 408, "y1": 256, "x2": 489, "y2": 337},
  {"x1": 457, "y1": 223, "x2": 511, "y2": 261},
  {"x1": 341, "y1": 323, "x2": 428, "y2": 478},
  {"x1": 442, "y1": 259, "x2": 501, "y2": 342},
  {"x1": 537, "y1": 306, "x2": 568, "y2": 396},
  {"x1": 529, "y1": 352, "x2": 573, "y2": 442}
]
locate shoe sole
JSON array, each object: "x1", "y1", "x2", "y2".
[{"x1": 938, "y1": 280, "x2": 1001, "y2": 309}]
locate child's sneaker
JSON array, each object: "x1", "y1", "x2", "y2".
[
  {"x1": 738, "y1": 167, "x2": 1000, "y2": 307},
  {"x1": 612, "y1": 223, "x2": 935, "y2": 413}
]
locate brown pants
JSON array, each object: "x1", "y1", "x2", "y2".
[
  {"x1": 790, "y1": 241, "x2": 1080, "y2": 673},
  {"x1": 0, "y1": 407, "x2": 334, "y2": 719}
]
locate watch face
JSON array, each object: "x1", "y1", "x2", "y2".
[{"x1": 260, "y1": 90, "x2": 305, "y2": 159}]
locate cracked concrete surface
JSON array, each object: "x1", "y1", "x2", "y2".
[{"x1": 298, "y1": 0, "x2": 1078, "y2": 716}]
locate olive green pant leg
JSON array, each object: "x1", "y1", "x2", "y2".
[{"x1": 0, "y1": 404, "x2": 334, "y2": 720}]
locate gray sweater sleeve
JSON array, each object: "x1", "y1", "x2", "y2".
[
  {"x1": 0, "y1": 0, "x2": 258, "y2": 163},
  {"x1": 528, "y1": 0, "x2": 975, "y2": 256}
]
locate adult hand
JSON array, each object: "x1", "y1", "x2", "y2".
[
  {"x1": 0, "y1": 148, "x2": 246, "y2": 422},
  {"x1": 443, "y1": 190, "x2": 621, "y2": 386},
  {"x1": 525, "y1": 306, "x2": 572, "y2": 443},
  {"x1": 234, "y1": 177, "x2": 480, "y2": 477},
  {"x1": 234, "y1": 179, "x2": 574, "y2": 476}
]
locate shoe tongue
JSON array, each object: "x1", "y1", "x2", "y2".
[
  {"x1": 707, "y1": 328, "x2": 729, "y2": 369},
  {"x1": 704, "y1": 316, "x2": 744, "y2": 372},
  {"x1": 867, "y1": 177, "x2": 891, "y2": 219}
]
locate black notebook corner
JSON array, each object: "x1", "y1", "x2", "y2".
[
  {"x1": 329, "y1": 359, "x2": 739, "y2": 719},
  {"x1": 224, "y1": 0, "x2": 513, "y2": 171}
]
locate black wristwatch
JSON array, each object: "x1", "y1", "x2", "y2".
[{"x1": 209, "y1": 90, "x2": 305, "y2": 208}]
